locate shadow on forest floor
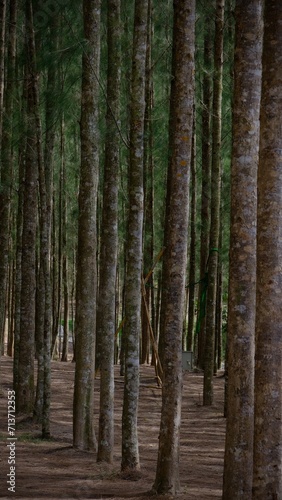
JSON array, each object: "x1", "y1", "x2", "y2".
[{"x1": 0, "y1": 356, "x2": 226, "y2": 499}]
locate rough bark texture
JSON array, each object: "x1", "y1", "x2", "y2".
[
  {"x1": 203, "y1": 0, "x2": 224, "y2": 406},
  {"x1": 196, "y1": 10, "x2": 212, "y2": 368},
  {"x1": 97, "y1": 0, "x2": 121, "y2": 463},
  {"x1": 252, "y1": 1, "x2": 282, "y2": 498},
  {"x1": 16, "y1": 0, "x2": 38, "y2": 415},
  {"x1": 34, "y1": 17, "x2": 57, "y2": 438},
  {"x1": 187, "y1": 128, "x2": 196, "y2": 351},
  {"x1": 121, "y1": 0, "x2": 148, "y2": 472},
  {"x1": 13, "y1": 81, "x2": 26, "y2": 392},
  {"x1": 1, "y1": 0, "x2": 16, "y2": 359},
  {"x1": 222, "y1": 1, "x2": 263, "y2": 498},
  {"x1": 141, "y1": 0, "x2": 154, "y2": 366},
  {"x1": 152, "y1": 0, "x2": 195, "y2": 494},
  {"x1": 61, "y1": 120, "x2": 69, "y2": 363},
  {"x1": 0, "y1": 0, "x2": 7, "y2": 358},
  {"x1": 73, "y1": 0, "x2": 100, "y2": 451}
]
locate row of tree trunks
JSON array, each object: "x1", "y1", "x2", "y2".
[{"x1": 224, "y1": 0, "x2": 282, "y2": 498}]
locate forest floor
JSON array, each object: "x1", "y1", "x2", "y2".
[{"x1": 0, "y1": 356, "x2": 226, "y2": 500}]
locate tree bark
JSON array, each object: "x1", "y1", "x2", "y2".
[
  {"x1": 196, "y1": 9, "x2": 212, "y2": 368},
  {"x1": 16, "y1": 0, "x2": 38, "y2": 415},
  {"x1": 203, "y1": 0, "x2": 225, "y2": 406},
  {"x1": 61, "y1": 118, "x2": 69, "y2": 363},
  {"x1": 13, "y1": 73, "x2": 27, "y2": 392},
  {"x1": 34, "y1": 16, "x2": 58, "y2": 438},
  {"x1": 141, "y1": 0, "x2": 154, "y2": 366},
  {"x1": 97, "y1": 0, "x2": 121, "y2": 463},
  {"x1": 152, "y1": 0, "x2": 195, "y2": 494},
  {"x1": 1, "y1": 0, "x2": 17, "y2": 358},
  {"x1": 121, "y1": 0, "x2": 148, "y2": 472},
  {"x1": 73, "y1": 0, "x2": 101, "y2": 451},
  {"x1": 222, "y1": 0, "x2": 262, "y2": 483},
  {"x1": 187, "y1": 126, "x2": 196, "y2": 351},
  {"x1": 253, "y1": 1, "x2": 282, "y2": 497},
  {"x1": 222, "y1": 3, "x2": 262, "y2": 494},
  {"x1": 0, "y1": 0, "x2": 7, "y2": 359}
]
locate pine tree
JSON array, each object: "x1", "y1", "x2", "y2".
[
  {"x1": 203, "y1": 0, "x2": 225, "y2": 406},
  {"x1": 16, "y1": 0, "x2": 38, "y2": 415},
  {"x1": 97, "y1": 0, "x2": 121, "y2": 463},
  {"x1": 253, "y1": 1, "x2": 282, "y2": 496},
  {"x1": 73, "y1": 0, "x2": 101, "y2": 451},
  {"x1": 152, "y1": 0, "x2": 195, "y2": 493},
  {"x1": 222, "y1": 0, "x2": 263, "y2": 497},
  {"x1": 0, "y1": 0, "x2": 7, "y2": 367},
  {"x1": 121, "y1": 0, "x2": 148, "y2": 472}
]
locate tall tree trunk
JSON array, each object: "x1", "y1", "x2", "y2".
[
  {"x1": 34, "y1": 15, "x2": 58, "y2": 436},
  {"x1": 13, "y1": 76, "x2": 26, "y2": 392},
  {"x1": 215, "y1": 232, "x2": 222, "y2": 372},
  {"x1": 196, "y1": 10, "x2": 212, "y2": 369},
  {"x1": 222, "y1": 1, "x2": 262, "y2": 496},
  {"x1": 141, "y1": 0, "x2": 154, "y2": 366},
  {"x1": 1, "y1": 0, "x2": 17, "y2": 355},
  {"x1": 16, "y1": 0, "x2": 38, "y2": 415},
  {"x1": 51, "y1": 170, "x2": 62, "y2": 358},
  {"x1": 203, "y1": 0, "x2": 225, "y2": 406},
  {"x1": 121, "y1": 0, "x2": 148, "y2": 472},
  {"x1": 152, "y1": 0, "x2": 195, "y2": 494},
  {"x1": 223, "y1": 0, "x2": 262, "y2": 500},
  {"x1": 187, "y1": 126, "x2": 196, "y2": 351},
  {"x1": 0, "y1": 0, "x2": 8, "y2": 361},
  {"x1": 97, "y1": 0, "x2": 121, "y2": 463},
  {"x1": 44, "y1": 16, "x2": 58, "y2": 365},
  {"x1": 61, "y1": 118, "x2": 69, "y2": 363},
  {"x1": 7, "y1": 260, "x2": 15, "y2": 357},
  {"x1": 73, "y1": 0, "x2": 101, "y2": 451},
  {"x1": 253, "y1": 1, "x2": 282, "y2": 497}
]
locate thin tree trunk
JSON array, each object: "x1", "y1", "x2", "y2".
[
  {"x1": 215, "y1": 238, "x2": 222, "y2": 372},
  {"x1": 16, "y1": 0, "x2": 39, "y2": 415},
  {"x1": 73, "y1": 0, "x2": 101, "y2": 451},
  {"x1": 187, "y1": 126, "x2": 196, "y2": 351},
  {"x1": 32, "y1": 32, "x2": 53, "y2": 439},
  {"x1": 1, "y1": 0, "x2": 17, "y2": 359},
  {"x1": 13, "y1": 78, "x2": 26, "y2": 392},
  {"x1": 141, "y1": 0, "x2": 153, "y2": 366},
  {"x1": 152, "y1": 0, "x2": 195, "y2": 494},
  {"x1": 196, "y1": 10, "x2": 212, "y2": 369},
  {"x1": 253, "y1": 1, "x2": 282, "y2": 497},
  {"x1": 121, "y1": 0, "x2": 148, "y2": 472},
  {"x1": 51, "y1": 171, "x2": 62, "y2": 358},
  {"x1": 0, "y1": 0, "x2": 8, "y2": 360},
  {"x1": 61, "y1": 118, "x2": 69, "y2": 363},
  {"x1": 97, "y1": 0, "x2": 121, "y2": 463},
  {"x1": 203, "y1": 0, "x2": 225, "y2": 406},
  {"x1": 71, "y1": 248, "x2": 76, "y2": 362},
  {"x1": 7, "y1": 258, "x2": 15, "y2": 357},
  {"x1": 44, "y1": 16, "x2": 58, "y2": 366}
]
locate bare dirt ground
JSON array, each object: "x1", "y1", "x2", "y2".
[{"x1": 0, "y1": 356, "x2": 226, "y2": 499}]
